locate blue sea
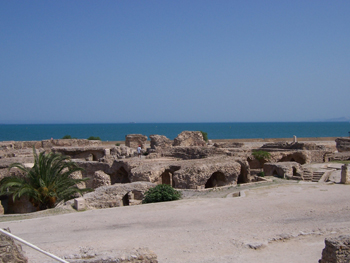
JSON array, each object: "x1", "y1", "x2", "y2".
[{"x1": 0, "y1": 122, "x2": 349, "y2": 142}]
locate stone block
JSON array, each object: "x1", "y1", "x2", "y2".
[
  {"x1": 74, "y1": 198, "x2": 86, "y2": 211},
  {"x1": 341, "y1": 164, "x2": 350, "y2": 184}
]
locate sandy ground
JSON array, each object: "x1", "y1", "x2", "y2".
[{"x1": 1, "y1": 179, "x2": 350, "y2": 263}]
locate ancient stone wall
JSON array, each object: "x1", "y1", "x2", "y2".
[
  {"x1": 149, "y1": 135, "x2": 172, "y2": 149},
  {"x1": 125, "y1": 134, "x2": 148, "y2": 149},
  {"x1": 336, "y1": 138, "x2": 350, "y2": 152},
  {"x1": 173, "y1": 131, "x2": 206, "y2": 147},
  {"x1": 319, "y1": 235, "x2": 350, "y2": 263}
]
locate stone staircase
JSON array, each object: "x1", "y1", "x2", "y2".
[
  {"x1": 312, "y1": 171, "x2": 325, "y2": 182},
  {"x1": 303, "y1": 169, "x2": 313, "y2": 181}
]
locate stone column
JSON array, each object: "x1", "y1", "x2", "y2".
[{"x1": 341, "y1": 164, "x2": 350, "y2": 184}]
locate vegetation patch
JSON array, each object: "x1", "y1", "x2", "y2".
[
  {"x1": 0, "y1": 148, "x2": 92, "y2": 211},
  {"x1": 252, "y1": 150, "x2": 271, "y2": 161},
  {"x1": 87, "y1": 136, "x2": 101, "y2": 140},
  {"x1": 200, "y1": 131, "x2": 208, "y2": 142},
  {"x1": 142, "y1": 184, "x2": 182, "y2": 204}
]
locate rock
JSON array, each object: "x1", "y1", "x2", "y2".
[
  {"x1": 173, "y1": 131, "x2": 206, "y2": 147},
  {"x1": 52, "y1": 146, "x2": 107, "y2": 161},
  {"x1": 92, "y1": 170, "x2": 111, "y2": 188},
  {"x1": 67, "y1": 247, "x2": 158, "y2": 263},
  {"x1": 0, "y1": 228, "x2": 28, "y2": 263},
  {"x1": 261, "y1": 141, "x2": 325, "y2": 150},
  {"x1": 125, "y1": 134, "x2": 148, "y2": 149},
  {"x1": 319, "y1": 235, "x2": 350, "y2": 263},
  {"x1": 81, "y1": 182, "x2": 156, "y2": 209},
  {"x1": 336, "y1": 138, "x2": 350, "y2": 152},
  {"x1": 213, "y1": 142, "x2": 244, "y2": 148},
  {"x1": 149, "y1": 135, "x2": 172, "y2": 149},
  {"x1": 111, "y1": 146, "x2": 136, "y2": 158}
]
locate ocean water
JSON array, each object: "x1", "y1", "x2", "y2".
[{"x1": 0, "y1": 122, "x2": 349, "y2": 142}]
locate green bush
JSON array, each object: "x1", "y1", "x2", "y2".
[
  {"x1": 62, "y1": 135, "x2": 72, "y2": 139},
  {"x1": 257, "y1": 171, "x2": 265, "y2": 177},
  {"x1": 252, "y1": 150, "x2": 271, "y2": 161},
  {"x1": 142, "y1": 184, "x2": 182, "y2": 204},
  {"x1": 200, "y1": 131, "x2": 208, "y2": 142},
  {"x1": 87, "y1": 136, "x2": 101, "y2": 141},
  {"x1": 115, "y1": 143, "x2": 120, "y2": 146}
]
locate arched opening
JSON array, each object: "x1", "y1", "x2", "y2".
[
  {"x1": 159, "y1": 170, "x2": 172, "y2": 185},
  {"x1": 278, "y1": 153, "x2": 306, "y2": 164},
  {"x1": 110, "y1": 167, "x2": 130, "y2": 184},
  {"x1": 205, "y1": 172, "x2": 226, "y2": 188},
  {"x1": 272, "y1": 169, "x2": 279, "y2": 177},
  {"x1": 238, "y1": 165, "x2": 249, "y2": 184},
  {"x1": 122, "y1": 193, "x2": 129, "y2": 206},
  {"x1": 293, "y1": 167, "x2": 297, "y2": 176}
]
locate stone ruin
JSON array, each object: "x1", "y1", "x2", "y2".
[
  {"x1": 125, "y1": 134, "x2": 148, "y2": 149},
  {"x1": 0, "y1": 228, "x2": 28, "y2": 263},
  {"x1": 336, "y1": 137, "x2": 350, "y2": 152},
  {"x1": 319, "y1": 235, "x2": 350, "y2": 263},
  {"x1": 0, "y1": 134, "x2": 344, "y2": 214}
]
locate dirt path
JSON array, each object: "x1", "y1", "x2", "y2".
[{"x1": 1, "y1": 181, "x2": 350, "y2": 262}]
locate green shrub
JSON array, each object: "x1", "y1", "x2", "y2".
[
  {"x1": 62, "y1": 135, "x2": 72, "y2": 139},
  {"x1": 142, "y1": 184, "x2": 182, "y2": 204},
  {"x1": 200, "y1": 131, "x2": 208, "y2": 142},
  {"x1": 87, "y1": 136, "x2": 101, "y2": 141},
  {"x1": 257, "y1": 171, "x2": 265, "y2": 177},
  {"x1": 252, "y1": 150, "x2": 271, "y2": 161},
  {"x1": 115, "y1": 143, "x2": 120, "y2": 146}
]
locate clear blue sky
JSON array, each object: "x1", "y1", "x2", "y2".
[{"x1": 1, "y1": 0, "x2": 349, "y2": 124}]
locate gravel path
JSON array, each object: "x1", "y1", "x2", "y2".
[{"x1": 1, "y1": 181, "x2": 350, "y2": 262}]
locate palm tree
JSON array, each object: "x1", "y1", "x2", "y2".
[{"x1": 0, "y1": 148, "x2": 92, "y2": 211}]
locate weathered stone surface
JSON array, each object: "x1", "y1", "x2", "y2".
[
  {"x1": 52, "y1": 146, "x2": 107, "y2": 161},
  {"x1": 261, "y1": 141, "x2": 325, "y2": 150},
  {"x1": 336, "y1": 138, "x2": 350, "y2": 152},
  {"x1": 0, "y1": 228, "x2": 28, "y2": 263},
  {"x1": 92, "y1": 170, "x2": 111, "y2": 188},
  {"x1": 173, "y1": 131, "x2": 206, "y2": 147},
  {"x1": 163, "y1": 146, "x2": 212, "y2": 160},
  {"x1": 319, "y1": 235, "x2": 350, "y2": 263},
  {"x1": 81, "y1": 182, "x2": 156, "y2": 209},
  {"x1": 264, "y1": 162, "x2": 303, "y2": 180},
  {"x1": 7, "y1": 196, "x2": 38, "y2": 214},
  {"x1": 67, "y1": 247, "x2": 158, "y2": 263},
  {"x1": 110, "y1": 146, "x2": 136, "y2": 158},
  {"x1": 341, "y1": 164, "x2": 350, "y2": 184},
  {"x1": 42, "y1": 139, "x2": 101, "y2": 149},
  {"x1": 73, "y1": 161, "x2": 111, "y2": 189},
  {"x1": 0, "y1": 203, "x2": 4, "y2": 215},
  {"x1": 149, "y1": 135, "x2": 172, "y2": 149},
  {"x1": 125, "y1": 134, "x2": 148, "y2": 149},
  {"x1": 213, "y1": 142, "x2": 244, "y2": 148}
]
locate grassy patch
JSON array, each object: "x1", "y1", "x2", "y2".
[{"x1": 330, "y1": 160, "x2": 350, "y2": 164}]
